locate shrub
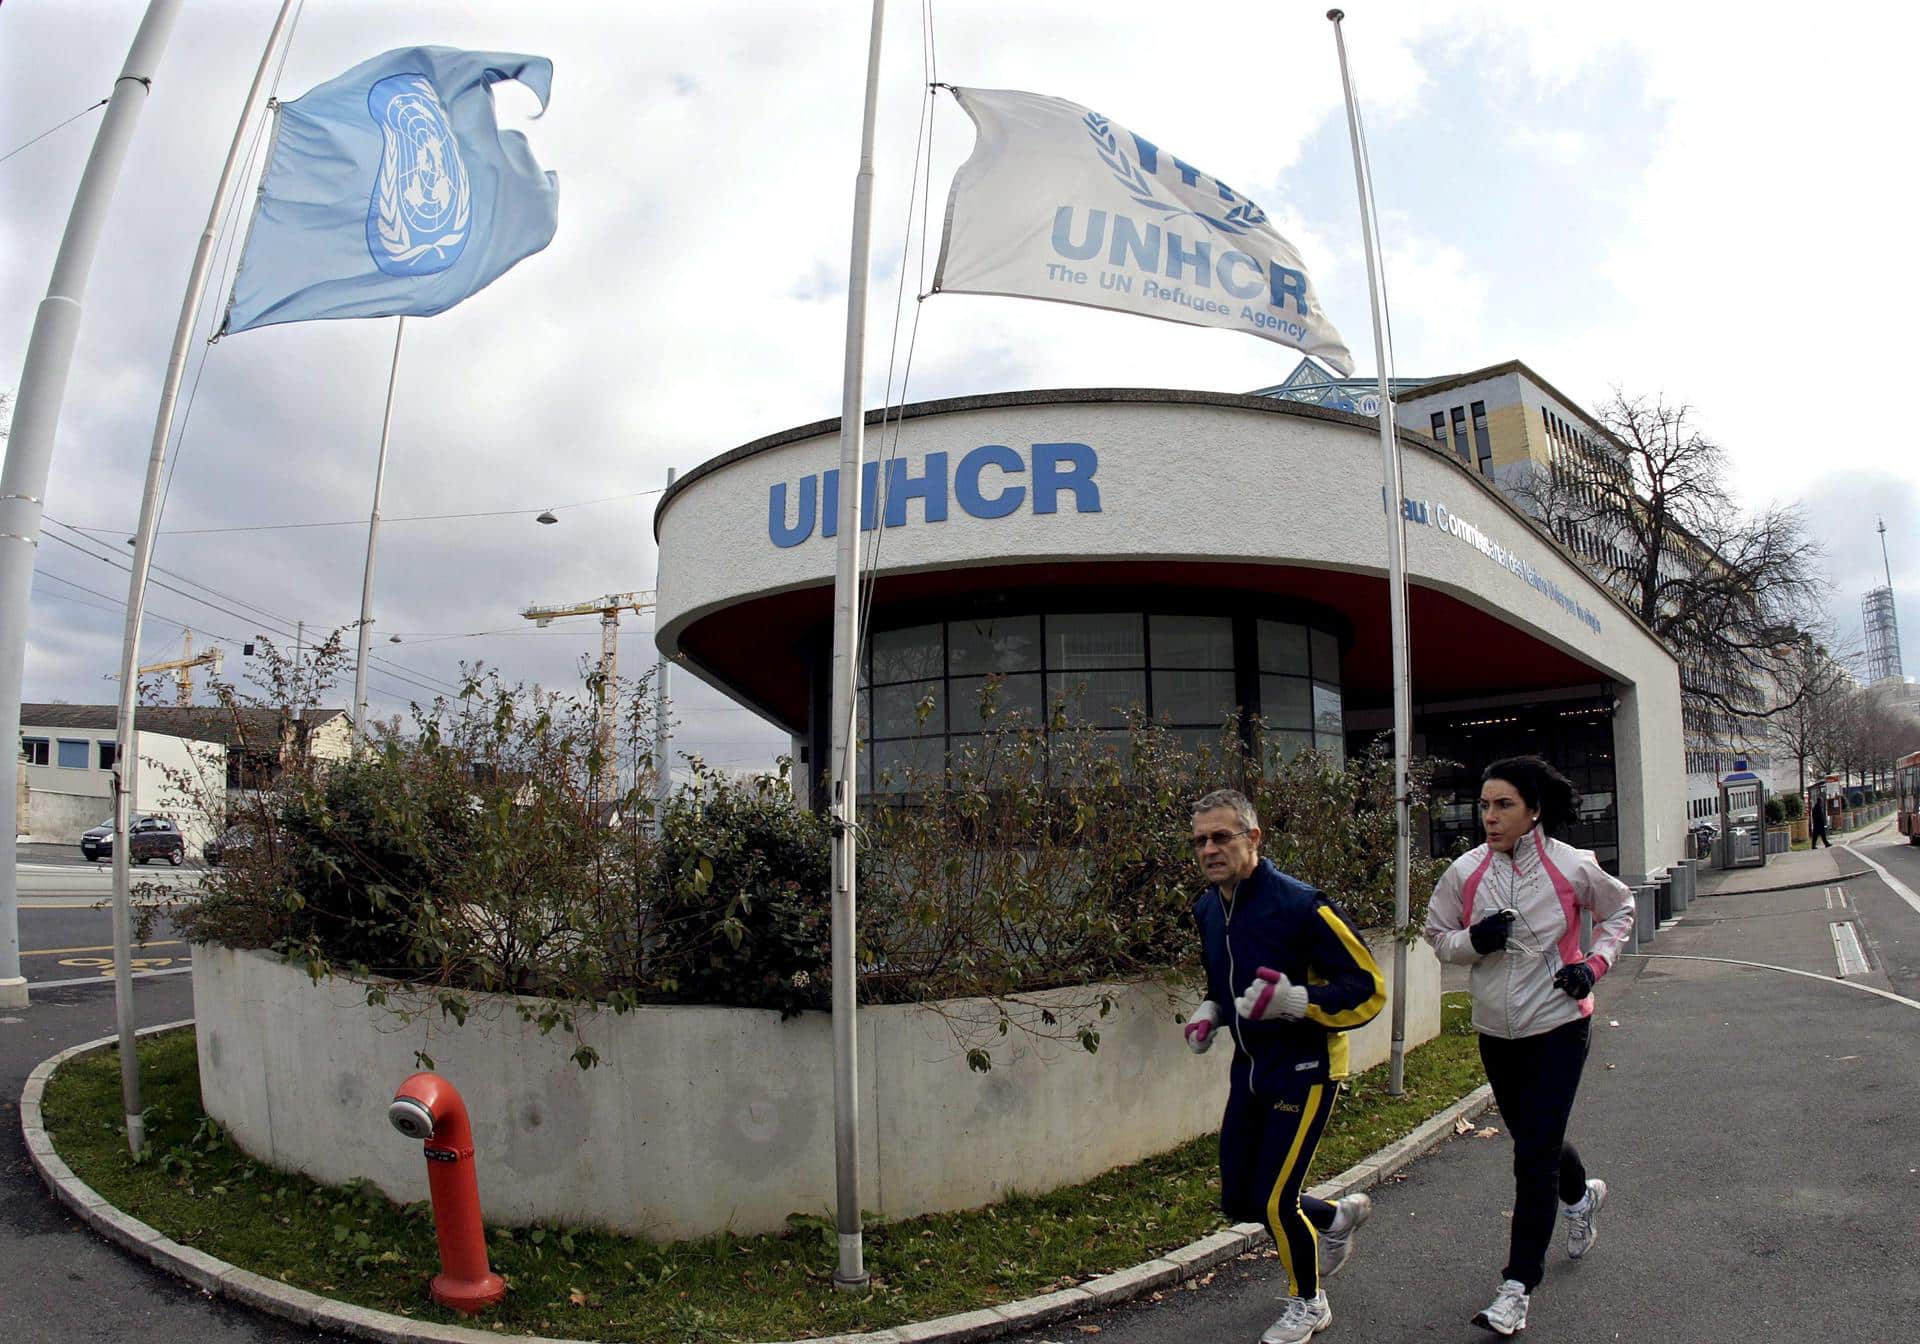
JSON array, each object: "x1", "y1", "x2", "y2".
[
  {"x1": 167, "y1": 644, "x2": 1456, "y2": 1069},
  {"x1": 645, "y1": 762, "x2": 831, "y2": 1019},
  {"x1": 1764, "y1": 796, "x2": 1785, "y2": 826}
]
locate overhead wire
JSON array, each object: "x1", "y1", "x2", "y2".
[
  {"x1": 0, "y1": 97, "x2": 108, "y2": 166},
  {"x1": 60, "y1": 488, "x2": 666, "y2": 539},
  {"x1": 34, "y1": 524, "x2": 462, "y2": 701}
]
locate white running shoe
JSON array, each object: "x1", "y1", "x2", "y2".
[
  {"x1": 1564, "y1": 1177, "x2": 1607, "y2": 1259},
  {"x1": 1261, "y1": 1290, "x2": 1333, "y2": 1343},
  {"x1": 1318, "y1": 1192, "x2": 1373, "y2": 1278},
  {"x1": 1472, "y1": 1279, "x2": 1530, "y2": 1336}
]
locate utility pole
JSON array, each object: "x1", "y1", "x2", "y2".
[{"x1": 520, "y1": 592, "x2": 655, "y2": 788}]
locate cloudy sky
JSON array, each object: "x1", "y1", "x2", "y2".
[{"x1": 4, "y1": 0, "x2": 1914, "y2": 775}]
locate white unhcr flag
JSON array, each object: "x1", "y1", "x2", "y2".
[{"x1": 934, "y1": 88, "x2": 1353, "y2": 374}]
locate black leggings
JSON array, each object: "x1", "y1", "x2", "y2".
[
  {"x1": 1479, "y1": 1017, "x2": 1592, "y2": 1290},
  {"x1": 1219, "y1": 1077, "x2": 1339, "y2": 1297}
]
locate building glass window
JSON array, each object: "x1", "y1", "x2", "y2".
[
  {"x1": 57, "y1": 738, "x2": 89, "y2": 769},
  {"x1": 850, "y1": 610, "x2": 1343, "y2": 797},
  {"x1": 98, "y1": 740, "x2": 118, "y2": 772},
  {"x1": 1258, "y1": 618, "x2": 1344, "y2": 768},
  {"x1": 21, "y1": 736, "x2": 50, "y2": 766},
  {"x1": 1431, "y1": 411, "x2": 1450, "y2": 454},
  {"x1": 1450, "y1": 406, "x2": 1470, "y2": 462},
  {"x1": 1471, "y1": 400, "x2": 1492, "y2": 474}
]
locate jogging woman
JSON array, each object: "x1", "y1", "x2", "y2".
[{"x1": 1424, "y1": 756, "x2": 1636, "y2": 1336}]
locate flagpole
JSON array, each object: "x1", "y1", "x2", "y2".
[
  {"x1": 108, "y1": 0, "x2": 303, "y2": 1156},
  {"x1": 351, "y1": 317, "x2": 406, "y2": 744},
  {"x1": 1328, "y1": 9, "x2": 1413, "y2": 1096},
  {"x1": 0, "y1": 0, "x2": 184, "y2": 1013},
  {"x1": 826, "y1": 0, "x2": 886, "y2": 1293},
  {"x1": 653, "y1": 466, "x2": 676, "y2": 834}
]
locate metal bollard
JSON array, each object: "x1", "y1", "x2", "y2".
[
  {"x1": 1674, "y1": 860, "x2": 1693, "y2": 911},
  {"x1": 1654, "y1": 875, "x2": 1673, "y2": 923},
  {"x1": 389, "y1": 1073, "x2": 506, "y2": 1315},
  {"x1": 1634, "y1": 884, "x2": 1655, "y2": 946}
]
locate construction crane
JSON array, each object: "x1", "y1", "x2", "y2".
[
  {"x1": 136, "y1": 629, "x2": 223, "y2": 707},
  {"x1": 519, "y1": 591, "x2": 655, "y2": 783}
]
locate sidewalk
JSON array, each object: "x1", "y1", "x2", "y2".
[{"x1": 1691, "y1": 824, "x2": 1881, "y2": 899}]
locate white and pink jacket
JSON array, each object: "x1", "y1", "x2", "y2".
[{"x1": 1425, "y1": 829, "x2": 1637, "y2": 1040}]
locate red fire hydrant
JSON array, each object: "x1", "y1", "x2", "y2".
[{"x1": 388, "y1": 1072, "x2": 506, "y2": 1315}]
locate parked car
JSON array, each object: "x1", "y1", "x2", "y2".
[
  {"x1": 79, "y1": 815, "x2": 185, "y2": 866},
  {"x1": 202, "y1": 824, "x2": 256, "y2": 867}
]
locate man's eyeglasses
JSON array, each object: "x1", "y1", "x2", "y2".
[{"x1": 1189, "y1": 828, "x2": 1250, "y2": 851}]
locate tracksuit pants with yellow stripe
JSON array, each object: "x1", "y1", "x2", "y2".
[{"x1": 1219, "y1": 1071, "x2": 1340, "y2": 1298}]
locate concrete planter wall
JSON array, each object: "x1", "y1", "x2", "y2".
[{"x1": 192, "y1": 936, "x2": 1440, "y2": 1240}]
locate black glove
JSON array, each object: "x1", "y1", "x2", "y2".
[
  {"x1": 1553, "y1": 961, "x2": 1596, "y2": 1000},
  {"x1": 1469, "y1": 909, "x2": 1514, "y2": 955}
]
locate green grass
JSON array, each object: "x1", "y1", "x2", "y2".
[{"x1": 42, "y1": 994, "x2": 1483, "y2": 1342}]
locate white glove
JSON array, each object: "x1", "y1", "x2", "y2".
[
  {"x1": 1183, "y1": 1000, "x2": 1222, "y2": 1053},
  {"x1": 1235, "y1": 966, "x2": 1309, "y2": 1022}
]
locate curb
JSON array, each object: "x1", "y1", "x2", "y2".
[
  {"x1": 25, "y1": 1024, "x2": 1493, "y2": 1344},
  {"x1": 1693, "y1": 870, "x2": 1874, "y2": 898}
]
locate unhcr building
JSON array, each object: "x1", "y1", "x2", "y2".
[{"x1": 653, "y1": 385, "x2": 1687, "y2": 883}]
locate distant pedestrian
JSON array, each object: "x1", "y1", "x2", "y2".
[
  {"x1": 1809, "y1": 793, "x2": 1832, "y2": 847},
  {"x1": 1423, "y1": 756, "x2": 1637, "y2": 1337},
  {"x1": 1183, "y1": 787, "x2": 1386, "y2": 1344}
]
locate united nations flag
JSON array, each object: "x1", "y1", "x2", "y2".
[{"x1": 221, "y1": 46, "x2": 559, "y2": 335}]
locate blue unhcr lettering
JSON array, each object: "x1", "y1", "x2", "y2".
[
  {"x1": 821, "y1": 462, "x2": 883, "y2": 538},
  {"x1": 885, "y1": 452, "x2": 949, "y2": 527},
  {"x1": 1051, "y1": 206, "x2": 1106, "y2": 261},
  {"x1": 955, "y1": 445, "x2": 1027, "y2": 519},
  {"x1": 1031, "y1": 443, "x2": 1101, "y2": 515},
  {"x1": 769, "y1": 476, "x2": 817, "y2": 548}
]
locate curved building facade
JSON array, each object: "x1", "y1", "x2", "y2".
[{"x1": 654, "y1": 390, "x2": 1685, "y2": 881}]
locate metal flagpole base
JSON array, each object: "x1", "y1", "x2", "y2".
[
  {"x1": 833, "y1": 1232, "x2": 871, "y2": 1292},
  {"x1": 0, "y1": 977, "x2": 27, "y2": 1009}
]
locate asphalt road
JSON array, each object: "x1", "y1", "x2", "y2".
[
  {"x1": 2, "y1": 830, "x2": 1917, "y2": 1343},
  {"x1": 1, "y1": 909, "x2": 344, "y2": 1342}
]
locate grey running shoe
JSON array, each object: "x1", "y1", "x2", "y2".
[
  {"x1": 1318, "y1": 1192, "x2": 1373, "y2": 1278},
  {"x1": 1472, "y1": 1279, "x2": 1530, "y2": 1336},
  {"x1": 1261, "y1": 1290, "x2": 1333, "y2": 1343},
  {"x1": 1564, "y1": 1177, "x2": 1607, "y2": 1258}
]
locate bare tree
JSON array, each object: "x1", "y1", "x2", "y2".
[
  {"x1": 1516, "y1": 391, "x2": 1829, "y2": 735},
  {"x1": 1772, "y1": 636, "x2": 1857, "y2": 800}
]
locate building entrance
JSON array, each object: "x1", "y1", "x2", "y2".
[{"x1": 1411, "y1": 696, "x2": 1619, "y2": 874}]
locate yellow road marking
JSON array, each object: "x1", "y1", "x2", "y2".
[{"x1": 22, "y1": 939, "x2": 184, "y2": 958}]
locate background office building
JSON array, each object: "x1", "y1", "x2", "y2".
[{"x1": 1265, "y1": 357, "x2": 1778, "y2": 829}]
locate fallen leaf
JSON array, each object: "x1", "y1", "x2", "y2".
[
  {"x1": 1608, "y1": 1019, "x2": 1620, "y2": 1027},
  {"x1": 1475, "y1": 1127, "x2": 1500, "y2": 1139},
  {"x1": 1075, "y1": 1326, "x2": 1103, "y2": 1334},
  {"x1": 568, "y1": 1289, "x2": 588, "y2": 1307},
  {"x1": 1454, "y1": 1116, "x2": 1474, "y2": 1135},
  {"x1": 1605, "y1": 1063, "x2": 1617, "y2": 1070}
]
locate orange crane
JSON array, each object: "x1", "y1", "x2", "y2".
[
  {"x1": 519, "y1": 591, "x2": 654, "y2": 782},
  {"x1": 136, "y1": 629, "x2": 223, "y2": 707}
]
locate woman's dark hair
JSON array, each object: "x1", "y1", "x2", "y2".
[{"x1": 1481, "y1": 755, "x2": 1580, "y2": 836}]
